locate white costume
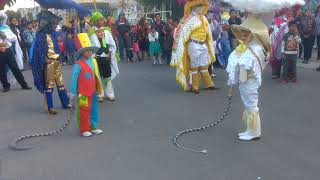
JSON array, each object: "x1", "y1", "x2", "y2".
[
  {"x1": 222, "y1": 0, "x2": 305, "y2": 140},
  {"x1": 90, "y1": 28, "x2": 119, "y2": 100},
  {"x1": 227, "y1": 40, "x2": 267, "y2": 140}
]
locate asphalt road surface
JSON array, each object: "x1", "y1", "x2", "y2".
[{"x1": 0, "y1": 60, "x2": 319, "y2": 180}]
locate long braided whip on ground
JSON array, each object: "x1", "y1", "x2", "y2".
[
  {"x1": 9, "y1": 108, "x2": 74, "y2": 150},
  {"x1": 173, "y1": 86, "x2": 233, "y2": 154}
]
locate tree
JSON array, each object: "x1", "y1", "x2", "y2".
[{"x1": 0, "y1": 0, "x2": 16, "y2": 10}]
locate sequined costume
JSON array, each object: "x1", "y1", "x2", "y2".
[
  {"x1": 171, "y1": 0, "x2": 216, "y2": 93},
  {"x1": 31, "y1": 11, "x2": 70, "y2": 114}
]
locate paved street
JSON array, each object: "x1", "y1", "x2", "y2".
[{"x1": 0, "y1": 59, "x2": 319, "y2": 180}]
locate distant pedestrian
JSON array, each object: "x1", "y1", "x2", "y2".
[
  {"x1": 116, "y1": 12, "x2": 130, "y2": 61},
  {"x1": 281, "y1": 21, "x2": 301, "y2": 83},
  {"x1": 65, "y1": 33, "x2": 77, "y2": 65},
  {"x1": 22, "y1": 21, "x2": 36, "y2": 63},
  {"x1": 124, "y1": 30, "x2": 134, "y2": 62},
  {"x1": 228, "y1": 9, "x2": 242, "y2": 50},
  {"x1": 314, "y1": 5, "x2": 320, "y2": 60},
  {"x1": 131, "y1": 25, "x2": 141, "y2": 61},
  {"x1": 162, "y1": 25, "x2": 173, "y2": 65},
  {"x1": 148, "y1": 26, "x2": 162, "y2": 65},
  {"x1": 301, "y1": 9, "x2": 316, "y2": 64},
  {"x1": 137, "y1": 17, "x2": 149, "y2": 60}
]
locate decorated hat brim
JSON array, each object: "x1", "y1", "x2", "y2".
[
  {"x1": 231, "y1": 15, "x2": 271, "y2": 53},
  {"x1": 77, "y1": 46, "x2": 99, "y2": 58}
]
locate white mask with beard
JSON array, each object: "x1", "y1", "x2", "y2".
[{"x1": 191, "y1": 6, "x2": 203, "y2": 16}]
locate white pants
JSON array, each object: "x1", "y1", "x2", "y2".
[
  {"x1": 105, "y1": 81, "x2": 115, "y2": 98},
  {"x1": 239, "y1": 79, "x2": 259, "y2": 112},
  {"x1": 188, "y1": 42, "x2": 210, "y2": 68}
]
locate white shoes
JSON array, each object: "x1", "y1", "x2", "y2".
[
  {"x1": 238, "y1": 131, "x2": 249, "y2": 137},
  {"x1": 238, "y1": 110, "x2": 261, "y2": 141},
  {"x1": 82, "y1": 131, "x2": 92, "y2": 137},
  {"x1": 91, "y1": 129, "x2": 103, "y2": 135},
  {"x1": 238, "y1": 133, "x2": 261, "y2": 141},
  {"x1": 82, "y1": 129, "x2": 103, "y2": 137}
]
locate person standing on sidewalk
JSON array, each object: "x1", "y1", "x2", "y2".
[
  {"x1": 301, "y1": 9, "x2": 316, "y2": 64},
  {"x1": 281, "y1": 21, "x2": 301, "y2": 82},
  {"x1": 314, "y1": 6, "x2": 320, "y2": 60},
  {"x1": 22, "y1": 21, "x2": 36, "y2": 63},
  {"x1": 116, "y1": 12, "x2": 130, "y2": 61}
]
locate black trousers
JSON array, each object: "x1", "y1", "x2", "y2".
[
  {"x1": 303, "y1": 35, "x2": 315, "y2": 61},
  {"x1": 0, "y1": 50, "x2": 28, "y2": 89},
  {"x1": 162, "y1": 49, "x2": 172, "y2": 65},
  {"x1": 317, "y1": 35, "x2": 320, "y2": 59},
  {"x1": 96, "y1": 56, "x2": 111, "y2": 79}
]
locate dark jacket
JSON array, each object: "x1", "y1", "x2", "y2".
[
  {"x1": 116, "y1": 16, "x2": 130, "y2": 36},
  {"x1": 228, "y1": 17, "x2": 242, "y2": 39}
]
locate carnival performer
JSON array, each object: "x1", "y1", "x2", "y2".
[
  {"x1": 31, "y1": 10, "x2": 71, "y2": 115},
  {"x1": 270, "y1": 13, "x2": 288, "y2": 79},
  {"x1": 226, "y1": 16, "x2": 270, "y2": 141},
  {"x1": 171, "y1": 0, "x2": 218, "y2": 94},
  {"x1": 0, "y1": 36, "x2": 32, "y2": 92},
  {"x1": 0, "y1": 11, "x2": 25, "y2": 81},
  {"x1": 70, "y1": 33, "x2": 104, "y2": 137},
  {"x1": 89, "y1": 12, "x2": 119, "y2": 102},
  {"x1": 224, "y1": 0, "x2": 305, "y2": 141}
]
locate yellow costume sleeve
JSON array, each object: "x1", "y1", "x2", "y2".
[
  {"x1": 92, "y1": 58, "x2": 104, "y2": 96},
  {"x1": 46, "y1": 34, "x2": 60, "y2": 60}
]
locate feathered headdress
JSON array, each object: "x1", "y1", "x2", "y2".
[
  {"x1": 221, "y1": 0, "x2": 305, "y2": 14},
  {"x1": 221, "y1": 0, "x2": 305, "y2": 53},
  {"x1": 207, "y1": 0, "x2": 221, "y2": 22}
]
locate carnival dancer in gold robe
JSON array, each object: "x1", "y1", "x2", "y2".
[
  {"x1": 171, "y1": 0, "x2": 218, "y2": 94},
  {"x1": 31, "y1": 11, "x2": 71, "y2": 115}
]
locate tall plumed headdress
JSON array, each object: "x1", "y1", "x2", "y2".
[
  {"x1": 177, "y1": 0, "x2": 210, "y2": 16},
  {"x1": 221, "y1": 0, "x2": 305, "y2": 53},
  {"x1": 207, "y1": 0, "x2": 221, "y2": 22}
]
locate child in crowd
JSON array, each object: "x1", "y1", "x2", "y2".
[
  {"x1": 148, "y1": 26, "x2": 162, "y2": 65},
  {"x1": 124, "y1": 29, "x2": 134, "y2": 62},
  {"x1": 65, "y1": 33, "x2": 77, "y2": 65},
  {"x1": 162, "y1": 25, "x2": 174, "y2": 65},
  {"x1": 70, "y1": 33, "x2": 104, "y2": 137},
  {"x1": 131, "y1": 25, "x2": 141, "y2": 61},
  {"x1": 281, "y1": 21, "x2": 301, "y2": 83},
  {"x1": 57, "y1": 36, "x2": 66, "y2": 64}
]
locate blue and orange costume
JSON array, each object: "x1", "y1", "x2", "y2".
[
  {"x1": 31, "y1": 10, "x2": 71, "y2": 114},
  {"x1": 70, "y1": 33, "x2": 104, "y2": 136}
]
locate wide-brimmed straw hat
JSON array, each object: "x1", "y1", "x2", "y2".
[{"x1": 231, "y1": 15, "x2": 271, "y2": 52}]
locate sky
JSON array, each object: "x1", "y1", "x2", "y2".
[{"x1": 4, "y1": 0, "x2": 39, "y2": 11}]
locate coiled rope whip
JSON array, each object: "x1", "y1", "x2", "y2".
[
  {"x1": 9, "y1": 108, "x2": 74, "y2": 150},
  {"x1": 173, "y1": 86, "x2": 233, "y2": 154}
]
